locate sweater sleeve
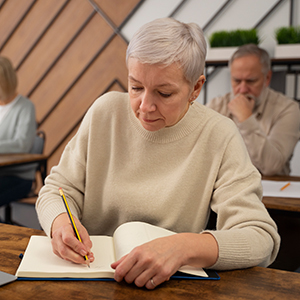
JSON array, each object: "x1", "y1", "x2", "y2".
[
  {"x1": 203, "y1": 124, "x2": 280, "y2": 270},
  {"x1": 36, "y1": 92, "x2": 120, "y2": 237},
  {"x1": 36, "y1": 103, "x2": 91, "y2": 237}
]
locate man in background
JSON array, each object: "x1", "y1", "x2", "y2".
[{"x1": 207, "y1": 44, "x2": 300, "y2": 176}]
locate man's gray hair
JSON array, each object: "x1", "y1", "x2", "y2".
[
  {"x1": 126, "y1": 18, "x2": 207, "y2": 86},
  {"x1": 229, "y1": 44, "x2": 271, "y2": 76}
]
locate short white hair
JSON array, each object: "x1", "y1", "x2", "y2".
[{"x1": 126, "y1": 18, "x2": 207, "y2": 86}]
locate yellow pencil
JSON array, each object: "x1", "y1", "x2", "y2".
[
  {"x1": 59, "y1": 188, "x2": 90, "y2": 267},
  {"x1": 280, "y1": 182, "x2": 290, "y2": 191}
]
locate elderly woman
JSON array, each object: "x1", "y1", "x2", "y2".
[
  {"x1": 0, "y1": 56, "x2": 36, "y2": 207},
  {"x1": 36, "y1": 18, "x2": 280, "y2": 289}
]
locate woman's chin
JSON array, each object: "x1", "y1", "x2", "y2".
[{"x1": 140, "y1": 120, "x2": 163, "y2": 132}]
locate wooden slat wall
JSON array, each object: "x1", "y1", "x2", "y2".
[{"x1": 0, "y1": 0, "x2": 142, "y2": 176}]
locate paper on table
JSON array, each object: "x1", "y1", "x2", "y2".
[{"x1": 262, "y1": 180, "x2": 300, "y2": 198}]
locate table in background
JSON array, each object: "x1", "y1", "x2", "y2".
[
  {"x1": 0, "y1": 224, "x2": 300, "y2": 299},
  {"x1": 0, "y1": 153, "x2": 48, "y2": 226},
  {"x1": 262, "y1": 175, "x2": 300, "y2": 212},
  {"x1": 0, "y1": 153, "x2": 48, "y2": 181},
  {"x1": 262, "y1": 176, "x2": 300, "y2": 272}
]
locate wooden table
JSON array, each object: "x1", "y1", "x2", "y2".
[
  {"x1": 261, "y1": 176, "x2": 300, "y2": 272},
  {"x1": 0, "y1": 153, "x2": 48, "y2": 181},
  {"x1": 262, "y1": 175, "x2": 300, "y2": 212},
  {"x1": 0, "y1": 224, "x2": 300, "y2": 299}
]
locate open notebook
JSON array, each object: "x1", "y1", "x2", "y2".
[{"x1": 16, "y1": 221, "x2": 219, "y2": 281}]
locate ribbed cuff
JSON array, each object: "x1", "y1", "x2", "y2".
[{"x1": 203, "y1": 229, "x2": 252, "y2": 270}]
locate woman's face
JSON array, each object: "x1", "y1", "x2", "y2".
[{"x1": 128, "y1": 58, "x2": 202, "y2": 132}]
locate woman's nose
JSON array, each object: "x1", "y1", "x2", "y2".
[{"x1": 139, "y1": 93, "x2": 156, "y2": 112}]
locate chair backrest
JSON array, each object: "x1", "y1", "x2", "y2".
[
  {"x1": 30, "y1": 131, "x2": 46, "y2": 155},
  {"x1": 28, "y1": 131, "x2": 46, "y2": 195}
]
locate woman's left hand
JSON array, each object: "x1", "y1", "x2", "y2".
[{"x1": 111, "y1": 233, "x2": 218, "y2": 289}]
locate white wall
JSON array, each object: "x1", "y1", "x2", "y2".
[{"x1": 121, "y1": 0, "x2": 300, "y2": 175}]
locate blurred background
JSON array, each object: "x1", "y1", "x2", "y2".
[{"x1": 1, "y1": 0, "x2": 300, "y2": 228}]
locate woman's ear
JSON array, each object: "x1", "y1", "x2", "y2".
[{"x1": 190, "y1": 75, "x2": 206, "y2": 101}]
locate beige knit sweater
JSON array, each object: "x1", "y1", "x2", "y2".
[{"x1": 36, "y1": 91, "x2": 280, "y2": 270}]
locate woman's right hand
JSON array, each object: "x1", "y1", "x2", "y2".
[{"x1": 51, "y1": 213, "x2": 94, "y2": 265}]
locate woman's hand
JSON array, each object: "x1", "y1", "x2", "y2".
[
  {"x1": 51, "y1": 213, "x2": 94, "y2": 265},
  {"x1": 111, "y1": 232, "x2": 218, "y2": 289}
]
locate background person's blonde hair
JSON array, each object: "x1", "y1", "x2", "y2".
[
  {"x1": 126, "y1": 18, "x2": 207, "y2": 86},
  {"x1": 0, "y1": 56, "x2": 18, "y2": 99}
]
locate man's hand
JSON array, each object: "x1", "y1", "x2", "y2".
[{"x1": 228, "y1": 94, "x2": 255, "y2": 122}]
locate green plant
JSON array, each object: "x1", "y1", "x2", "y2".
[
  {"x1": 209, "y1": 29, "x2": 259, "y2": 48},
  {"x1": 275, "y1": 26, "x2": 300, "y2": 44}
]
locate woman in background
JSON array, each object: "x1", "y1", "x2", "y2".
[
  {"x1": 0, "y1": 56, "x2": 36, "y2": 208},
  {"x1": 36, "y1": 18, "x2": 280, "y2": 289}
]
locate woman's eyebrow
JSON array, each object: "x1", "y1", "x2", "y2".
[
  {"x1": 128, "y1": 76, "x2": 178, "y2": 88},
  {"x1": 128, "y1": 75, "x2": 140, "y2": 83}
]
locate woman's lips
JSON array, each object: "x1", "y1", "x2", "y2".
[{"x1": 142, "y1": 118, "x2": 158, "y2": 123}]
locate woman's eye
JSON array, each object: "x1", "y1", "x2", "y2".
[
  {"x1": 159, "y1": 92, "x2": 172, "y2": 98},
  {"x1": 131, "y1": 87, "x2": 142, "y2": 92}
]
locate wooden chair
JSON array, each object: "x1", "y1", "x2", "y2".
[{"x1": 4, "y1": 131, "x2": 46, "y2": 225}]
